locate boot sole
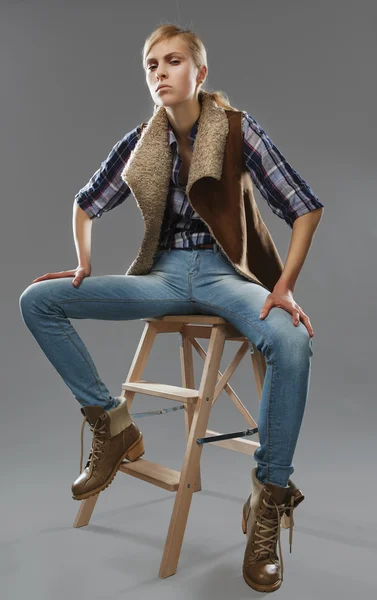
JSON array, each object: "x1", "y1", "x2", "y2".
[
  {"x1": 241, "y1": 502, "x2": 282, "y2": 593},
  {"x1": 72, "y1": 432, "x2": 145, "y2": 501}
]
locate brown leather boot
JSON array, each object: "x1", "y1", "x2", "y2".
[
  {"x1": 71, "y1": 396, "x2": 145, "y2": 500},
  {"x1": 241, "y1": 467, "x2": 305, "y2": 593}
]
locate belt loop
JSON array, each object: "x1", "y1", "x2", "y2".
[{"x1": 214, "y1": 242, "x2": 219, "y2": 254}]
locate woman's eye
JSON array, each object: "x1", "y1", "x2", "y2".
[{"x1": 148, "y1": 60, "x2": 180, "y2": 70}]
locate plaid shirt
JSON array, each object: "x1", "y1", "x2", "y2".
[{"x1": 75, "y1": 111, "x2": 324, "y2": 248}]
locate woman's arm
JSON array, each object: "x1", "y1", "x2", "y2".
[
  {"x1": 274, "y1": 207, "x2": 324, "y2": 293},
  {"x1": 73, "y1": 201, "x2": 93, "y2": 270},
  {"x1": 71, "y1": 124, "x2": 143, "y2": 271},
  {"x1": 31, "y1": 203, "x2": 93, "y2": 285},
  {"x1": 241, "y1": 111, "x2": 324, "y2": 336},
  {"x1": 259, "y1": 207, "x2": 323, "y2": 337}
]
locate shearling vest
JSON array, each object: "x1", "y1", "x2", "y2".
[{"x1": 120, "y1": 90, "x2": 284, "y2": 292}]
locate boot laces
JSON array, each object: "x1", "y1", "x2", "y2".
[
  {"x1": 79, "y1": 416, "x2": 107, "y2": 474},
  {"x1": 249, "y1": 495, "x2": 296, "y2": 580}
]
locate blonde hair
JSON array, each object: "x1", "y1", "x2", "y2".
[{"x1": 142, "y1": 23, "x2": 239, "y2": 114}]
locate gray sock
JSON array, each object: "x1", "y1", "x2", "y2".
[{"x1": 104, "y1": 397, "x2": 121, "y2": 412}]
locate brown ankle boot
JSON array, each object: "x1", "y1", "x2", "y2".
[
  {"x1": 241, "y1": 467, "x2": 305, "y2": 593},
  {"x1": 71, "y1": 396, "x2": 145, "y2": 500}
]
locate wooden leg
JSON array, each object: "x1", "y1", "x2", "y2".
[
  {"x1": 190, "y1": 337, "x2": 258, "y2": 429},
  {"x1": 158, "y1": 325, "x2": 227, "y2": 578},
  {"x1": 121, "y1": 321, "x2": 158, "y2": 410},
  {"x1": 250, "y1": 344, "x2": 266, "y2": 399},
  {"x1": 180, "y1": 332, "x2": 201, "y2": 492},
  {"x1": 73, "y1": 494, "x2": 99, "y2": 528}
]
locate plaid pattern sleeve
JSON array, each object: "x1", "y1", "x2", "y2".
[
  {"x1": 242, "y1": 111, "x2": 324, "y2": 228},
  {"x1": 74, "y1": 124, "x2": 142, "y2": 219}
]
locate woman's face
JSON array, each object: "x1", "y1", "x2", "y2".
[{"x1": 145, "y1": 37, "x2": 202, "y2": 107}]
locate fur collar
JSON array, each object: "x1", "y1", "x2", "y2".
[{"x1": 120, "y1": 90, "x2": 230, "y2": 214}]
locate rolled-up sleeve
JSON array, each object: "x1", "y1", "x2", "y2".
[
  {"x1": 74, "y1": 124, "x2": 142, "y2": 220},
  {"x1": 242, "y1": 111, "x2": 324, "y2": 228}
]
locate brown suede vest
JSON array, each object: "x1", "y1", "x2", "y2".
[{"x1": 121, "y1": 90, "x2": 284, "y2": 292}]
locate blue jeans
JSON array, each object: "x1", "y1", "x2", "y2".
[{"x1": 19, "y1": 244, "x2": 313, "y2": 487}]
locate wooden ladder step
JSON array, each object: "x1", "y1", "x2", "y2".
[
  {"x1": 122, "y1": 381, "x2": 199, "y2": 404},
  {"x1": 119, "y1": 458, "x2": 181, "y2": 491}
]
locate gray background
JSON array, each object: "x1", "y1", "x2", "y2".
[{"x1": 1, "y1": 1, "x2": 376, "y2": 598}]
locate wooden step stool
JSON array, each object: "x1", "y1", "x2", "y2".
[{"x1": 73, "y1": 314, "x2": 266, "y2": 578}]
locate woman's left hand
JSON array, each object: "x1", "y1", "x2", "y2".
[{"x1": 259, "y1": 287, "x2": 314, "y2": 338}]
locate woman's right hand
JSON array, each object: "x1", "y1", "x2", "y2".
[{"x1": 32, "y1": 265, "x2": 92, "y2": 287}]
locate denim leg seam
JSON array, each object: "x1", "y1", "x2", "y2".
[
  {"x1": 188, "y1": 271, "x2": 193, "y2": 300},
  {"x1": 267, "y1": 361, "x2": 274, "y2": 483},
  {"x1": 47, "y1": 301, "x2": 115, "y2": 404}
]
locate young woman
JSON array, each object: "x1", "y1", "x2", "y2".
[{"x1": 19, "y1": 24, "x2": 323, "y2": 593}]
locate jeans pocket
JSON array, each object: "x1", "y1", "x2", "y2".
[{"x1": 218, "y1": 249, "x2": 234, "y2": 268}]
